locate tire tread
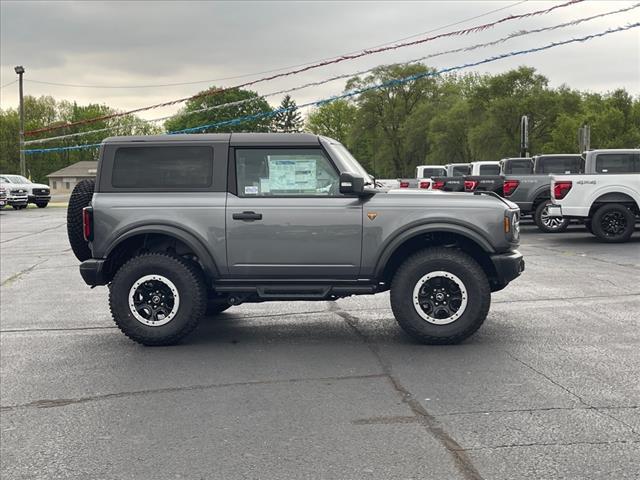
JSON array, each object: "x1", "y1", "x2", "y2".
[
  {"x1": 109, "y1": 252, "x2": 206, "y2": 346},
  {"x1": 66, "y1": 179, "x2": 95, "y2": 261},
  {"x1": 390, "y1": 247, "x2": 490, "y2": 345}
]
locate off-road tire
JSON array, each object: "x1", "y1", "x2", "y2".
[
  {"x1": 591, "y1": 204, "x2": 635, "y2": 243},
  {"x1": 390, "y1": 247, "x2": 491, "y2": 345},
  {"x1": 534, "y1": 200, "x2": 569, "y2": 233},
  {"x1": 36, "y1": 202, "x2": 49, "y2": 208},
  {"x1": 67, "y1": 179, "x2": 95, "y2": 261},
  {"x1": 109, "y1": 252, "x2": 206, "y2": 346}
]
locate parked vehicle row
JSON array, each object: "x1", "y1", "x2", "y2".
[
  {"x1": 500, "y1": 154, "x2": 584, "y2": 233},
  {"x1": 402, "y1": 149, "x2": 640, "y2": 242},
  {"x1": 0, "y1": 174, "x2": 51, "y2": 210}
]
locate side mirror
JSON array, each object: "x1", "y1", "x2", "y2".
[{"x1": 339, "y1": 172, "x2": 365, "y2": 195}]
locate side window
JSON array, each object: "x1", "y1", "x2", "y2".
[
  {"x1": 235, "y1": 148, "x2": 339, "y2": 197},
  {"x1": 112, "y1": 146, "x2": 213, "y2": 189},
  {"x1": 595, "y1": 153, "x2": 638, "y2": 173}
]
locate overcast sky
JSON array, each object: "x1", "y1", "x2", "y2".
[{"x1": 1, "y1": 0, "x2": 638, "y2": 123}]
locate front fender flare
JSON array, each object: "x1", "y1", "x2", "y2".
[{"x1": 373, "y1": 222, "x2": 496, "y2": 278}]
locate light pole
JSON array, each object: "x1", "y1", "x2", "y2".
[{"x1": 15, "y1": 65, "x2": 26, "y2": 176}]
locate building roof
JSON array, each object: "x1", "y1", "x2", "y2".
[{"x1": 47, "y1": 161, "x2": 98, "y2": 178}]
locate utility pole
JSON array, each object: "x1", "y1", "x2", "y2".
[
  {"x1": 15, "y1": 65, "x2": 26, "y2": 176},
  {"x1": 578, "y1": 124, "x2": 591, "y2": 153},
  {"x1": 520, "y1": 115, "x2": 529, "y2": 158}
]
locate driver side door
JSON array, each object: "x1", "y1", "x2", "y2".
[{"x1": 226, "y1": 147, "x2": 363, "y2": 277}]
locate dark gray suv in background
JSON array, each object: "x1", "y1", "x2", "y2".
[{"x1": 67, "y1": 133, "x2": 524, "y2": 346}]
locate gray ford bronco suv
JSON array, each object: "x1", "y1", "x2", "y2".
[{"x1": 67, "y1": 133, "x2": 524, "y2": 346}]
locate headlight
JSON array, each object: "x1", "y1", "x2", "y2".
[
  {"x1": 504, "y1": 210, "x2": 520, "y2": 242},
  {"x1": 511, "y1": 211, "x2": 520, "y2": 241}
]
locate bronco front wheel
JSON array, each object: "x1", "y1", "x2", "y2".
[
  {"x1": 109, "y1": 253, "x2": 206, "y2": 346},
  {"x1": 390, "y1": 248, "x2": 490, "y2": 344}
]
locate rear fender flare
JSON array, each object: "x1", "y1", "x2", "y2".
[{"x1": 104, "y1": 225, "x2": 219, "y2": 279}]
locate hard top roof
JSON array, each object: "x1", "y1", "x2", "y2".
[{"x1": 102, "y1": 132, "x2": 321, "y2": 145}]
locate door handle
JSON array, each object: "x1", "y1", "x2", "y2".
[{"x1": 232, "y1": 211, "x2": 263, "y2": 221}]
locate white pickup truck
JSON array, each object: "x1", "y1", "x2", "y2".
[{"x1": 548, "y1": 149, "x2": 639, "y2": 242}]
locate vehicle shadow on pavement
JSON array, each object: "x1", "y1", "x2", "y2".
[
  {"x1": 179, "y1": 311, "x2": 484, "y2": 349},
  {"x1": 181, "y1": 314, "x2": 390, "y2": 346}
]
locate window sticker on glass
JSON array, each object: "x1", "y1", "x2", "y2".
[
  {"x1": 260, "y1": 178, "x2": 270, "y2": 193},
  {"x1": 244, "y1": 185, "x2": 259, "y2": 195},
  {"x1": 268, "y1": 156, "x2": 317, "y2": 191}
]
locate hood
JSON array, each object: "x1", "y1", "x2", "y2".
[
  {"x1": 379, "y1": 188, "x2": 518, "y2": 211},
  {"x1": 3, "y1": 181, "x2": 49, "y2": 190}
]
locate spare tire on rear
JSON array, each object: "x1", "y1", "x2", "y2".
[{"x1": 67, "y1": 179, "x2": 95, "y2": 261}]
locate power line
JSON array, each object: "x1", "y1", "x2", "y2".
[
  {"x1": 23, "y1": 22, "x2": 639, "y2": 154},
  {"x1": 23, "y1": 3, "x2": 639, "y2": 146},
  {"x1": 25, "y1": 0, "x2": 584, "y2": 137},
  {"x1": 0, "y1": 80, "x2": 18, "y2": 89},
  {"x1": 23, "y1": 1, "x2": 530, "y2": 90}
]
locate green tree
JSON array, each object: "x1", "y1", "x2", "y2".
[
  {"x1": 273, "y1": 94, "x2": 303, "y2": 133},
  {"x1": 0, "y1": 95, "x2": 160, "y2": 182},
  {"x1": 347, "y1": 64, "x2": 438, "y2": 177},
  {"x1": 306, "y1": 99, "x2": 357, "y2": 144},
  {"x1": 164, "y1": 87, "x2": 273, "y2": 133}
]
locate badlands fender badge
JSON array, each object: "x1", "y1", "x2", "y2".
[{"x1": 367, "y1": 212, "x2": 378, "y2": 221}]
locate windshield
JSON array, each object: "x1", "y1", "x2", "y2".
[
  {"x1": 329, "y1": 143, "x2": 373, "y2": 185},
  {"x1": 1, "y1": 175, "x2": 30, "y2": 184}
]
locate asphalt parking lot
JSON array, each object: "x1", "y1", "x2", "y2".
[{"x1": 1, "y1": 207, "x2": 639, "y2": 480}]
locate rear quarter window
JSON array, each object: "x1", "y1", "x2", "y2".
[
  {"x1": 111, "y1": 146, "x2": 213, "y2": 189},
  {"x1": 595, "y1": 153, "x2": 639, "y2": 173}
]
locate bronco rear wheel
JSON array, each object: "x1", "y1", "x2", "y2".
[
  {"x1": 109, "y1": 253, "x2": 206, "y2": 346},
  {"x1": 390, "y1": 247, "x2": 490, "y2": 344},
  {"x1": 67, "y1": 179, "x2": 95, "y2": 261}
]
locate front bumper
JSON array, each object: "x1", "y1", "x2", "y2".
[
  {"x1": 7, "y1": 196, "x2": 28, "y2": 206},
  {"x1": 80, "y1": 259, "x2": 108, "y2": 286},
  {"x1": 28, "y1": 194, "x2": 52, "y2": 203},
  {"x1": 489, "y1": 250, "x2": 525, "y2": 291}
]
